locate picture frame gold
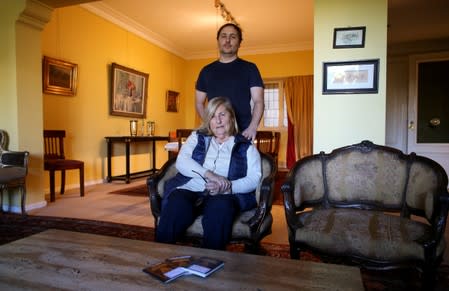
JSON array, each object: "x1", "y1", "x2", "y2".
[
  {"x1": 42, "y1": 56, "x2": 78, "y2": 96},
  {"x1": 110, "y1": 63, "x2": 149, "y2": 118},
  {"x1": 166, "y1": 90, "x2": 179, "y2": 112}
]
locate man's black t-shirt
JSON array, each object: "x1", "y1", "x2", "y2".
[{"x1": 196, "y1": 58, "x2": 263, "y2": 131}]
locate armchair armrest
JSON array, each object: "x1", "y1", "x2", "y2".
[
  {"x1": 0, "y1": 150, "x2": 29, "y2": 170},
  {"x1": 281, "y1": 180, "x2": 304, "y2": 229},
  {"x1": 246, "y1": 152, "x2": 276, "y2": 232},
  {"x1": 147, "y1": 157, "x2": 177, "y2": 219},
  {"x1": 431, "y1": 190, "x2": 449, "y2": 248},
  {"x1": 247, "y1": 173, "x2": 275, "y2": 232}
]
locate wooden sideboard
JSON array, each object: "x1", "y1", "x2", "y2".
[{"x1": 105, "y1": 135, "x2": 169, "y2": 183}]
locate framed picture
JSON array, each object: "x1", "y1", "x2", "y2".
[
  {"x1": 323, "y1": 59, "x2": 379, "y2": 94},
  {"x1": 333, "y1": 26, "x2": 366, "y2": 48},
  {"x1": 166, "y1": 90, "x2": 179, "y2": 112},
  {"x1": 42, "y1": 56, "x2": 78, "y2": 96},
  {"x1": 110, "y1": 63, "x2": 149, "y2": 118}
]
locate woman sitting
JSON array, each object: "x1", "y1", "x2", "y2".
[{"x1": 156, "y1": 97, "x2": 262, "y2": 250}]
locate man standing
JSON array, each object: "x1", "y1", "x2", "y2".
[{"x1": 195, "y1": 23, "x2": 264, "y2": 141}]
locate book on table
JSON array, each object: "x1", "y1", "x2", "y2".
[{"x1": 143, "y1": 255, "x2": 224, "y2": 283}]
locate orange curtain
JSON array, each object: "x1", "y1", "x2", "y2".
[{"x1": 284, "y1": 75, "x2": 313, "y2": 168}]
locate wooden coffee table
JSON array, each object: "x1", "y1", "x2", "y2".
[{"x1": 0, "y1": 229, "x2": 364, "y2": 290}]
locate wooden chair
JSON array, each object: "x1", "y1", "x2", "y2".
[
  {"x1": 147, "y1": 152, "x2": 276, "y2": 252},
  {"x1": 167, "y1": 129, "x2": 194, "y2": 159},
  {"x1": 255, "y1": 131, "x2": 280, "y2": 170},
  {"x1": 0, "y1": 150, "x2": 29, "y2": 214},
  {"x1": 175, "y1": 129, "x2": 193, "y2": 151},
  {"x1": 43, "y1": 130, "x2": 84, "y2": 202}
]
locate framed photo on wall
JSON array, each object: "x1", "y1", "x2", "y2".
[
  {"x1": 42, "y1": 56, "x2": 78, "y2": 96},
  {"x1": 110, "y1": 63, "x2": 149, "y2": 118},
  {"x1": 166, "y1": 90, "x2": 179, "y2": 112},
  {"x1": 323, "y1": 59, "x2": 379, "y2": 94},
  {"x1": 333, "y1": 26, "x2": 366, "y2": 48}
]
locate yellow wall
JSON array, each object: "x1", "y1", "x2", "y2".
[
  {"x1": 43, "y1": 5, "x2": 314, "y2": 189},
  {"x1": 1, "y1": 0, "x2": 49, "y2": 210},
  {"x1": 0, "y1": 1, "x2": 25, "y2": 148},
  {"x1": 42, "y1": 6, "x2": 187, "y2": 187},
  {"x1": 313, "y1": 0, "x2": 387, "y2": 153}
]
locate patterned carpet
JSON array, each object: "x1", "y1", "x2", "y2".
[{"x1": 1, "y1": 213, "x2": 448, "y2": 290}]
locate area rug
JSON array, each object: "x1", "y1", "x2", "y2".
[
  {"x1": 1, "y1": 213, "x2": 448, "y2": 290},
  {"x1": 108, "y1": 184, "x2": 148, "y2": 196}
]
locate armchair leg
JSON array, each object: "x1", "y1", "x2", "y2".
[
  {"x1": 20, "y1": 185, "x2": 26, "y2": 215},
  {"x1": 290, "y1": 243, "x2": 300, "y2": 260},
  {"x1": 0, "y1": 186, "x2": 3, "y2": 213},
  {"x1": 244, "y1": 242, "x2": 261, "y2": 254}
]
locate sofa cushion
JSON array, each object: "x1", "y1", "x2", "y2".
[{"x1": 294, "y1": 208, "x2": 445, "y2": 262}]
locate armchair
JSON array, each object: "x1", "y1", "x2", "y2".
[
  {"x1": 0, "y1": 150, "x2": 30, "y2": 214},
  {"x1": 282, "y1": 140, "x2": 449, "y2": 288},
  {"x1": 147, "y1": 152, "x2": 276, "y2": 252},
  {"x1": 0, "y1": 129, "x2": 8, "y2": 152}
]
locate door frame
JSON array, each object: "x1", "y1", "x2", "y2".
[{"x1": 407, "y1": 51, "x2": 449, "y2": 154}]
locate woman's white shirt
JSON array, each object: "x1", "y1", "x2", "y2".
[{"x1": 175, "y1": 131, "x2": 261, "y2": 194}]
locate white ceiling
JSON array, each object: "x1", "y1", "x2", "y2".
[{"x1": 42, "y1": 0, "x2": 449, "y2": 60}]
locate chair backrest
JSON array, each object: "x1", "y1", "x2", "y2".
[
  {"x1": 43, "y1": 130, "x2": 66, "y2": 160},
  {"x1": 255, "y1": 131, "x2": 280, "y2": 168}
]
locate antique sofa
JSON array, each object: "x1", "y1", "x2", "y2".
[
  {"x1": 282, "y1": 140, "x2": 449, "y2": 287},
  {"x1": 147, "y1": 152, "x2": 276, "y2": 252}
]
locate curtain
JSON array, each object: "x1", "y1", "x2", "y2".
[{"x1": 284, "y1": 75, "x2": 313, "y2": 168}]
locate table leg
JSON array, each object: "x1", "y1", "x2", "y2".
[
  {"x1": 125, "y1": 141, "x2": 130, "y2": 183},
  {"x1": 106, "y1": 140, "x2": 112, "y2": 182},
  {"x1": 152, "y1": 139, "x2": 156, "y2": 172}
]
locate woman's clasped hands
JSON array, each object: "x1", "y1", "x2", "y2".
[{"x1": 204, "y1": 170, "x2": 231, "y2": 195}]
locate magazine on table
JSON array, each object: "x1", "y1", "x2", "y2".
[{"x1": 143, "y1": 255, "x2": 224, "y2": 283}]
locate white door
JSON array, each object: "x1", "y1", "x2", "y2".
[{"x1": 408, "y1": 52, "x2": 449, "y2": 177}]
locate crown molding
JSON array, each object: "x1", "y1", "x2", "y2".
[
  {"x1": 19, "y1": 0, "x2": 53, "y2": 30},
  {"x1": 81, "y1": 2, "x2": 187, "y2": 58},
  {"x1": 81, "y1": 2, "x2": 312, "y2": 61}
]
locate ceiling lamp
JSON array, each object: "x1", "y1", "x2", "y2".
[{"x1": 215, "y1": 0, "x2": 239, "y2": 26}]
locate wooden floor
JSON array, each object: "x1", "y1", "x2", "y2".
[{"x1": 28, "y1": 178, "x2": 289, "y2": 245}]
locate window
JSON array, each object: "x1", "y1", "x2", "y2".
[{"x1": 261, "y1": 80, "x2": 287, "y2": 129}]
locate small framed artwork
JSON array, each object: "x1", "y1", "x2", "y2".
[
  {"x1": 166, "y1": 90, "x2": 179, "y2": 112},
  {"x1": 110, "y1": 63, "x2": 149, "y2": 118},
  {"x1": 333, "y1": 26, "x2": 366, "y2": 48},
  {"x1": 323, "y1": 59, "x2": 379, "y2": 94},
  {"x1": 42, "y1": 56, "x2": 78, "y2": 96}
]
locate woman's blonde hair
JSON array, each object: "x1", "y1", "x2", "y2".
[{"x1": 198, "y1": 97, "x2": 239, "y2": 135}]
